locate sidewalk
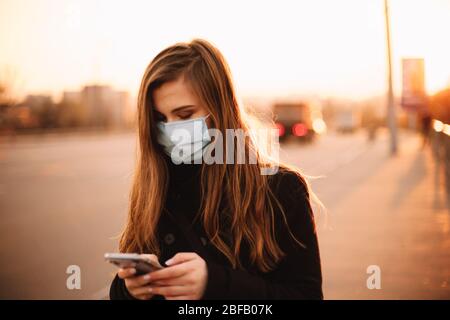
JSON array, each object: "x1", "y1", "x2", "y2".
[{"x1": 319, "y1": 132, "x2": 450, "y2": 299}]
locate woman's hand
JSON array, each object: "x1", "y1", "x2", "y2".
[
  {"x1": 146, "y1": 252, "x2": 208, "y2": 300},
  {"x1": 117, "y1": 254, "x2": 159, "y2": 300}
]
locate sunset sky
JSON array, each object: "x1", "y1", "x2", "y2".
[{"x1": 1, "y1": 0, "x2": 449, "y2": 101}]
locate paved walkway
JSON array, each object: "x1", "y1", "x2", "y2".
[{"x1": 319, "y1": 132, "x2": 450, "y2": 299}]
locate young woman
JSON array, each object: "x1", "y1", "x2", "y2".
[{"x1": 109, "y1": 39, "x2": 323, "y2": 300}]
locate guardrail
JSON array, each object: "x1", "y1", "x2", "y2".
[{"x1": 430, "y1": 119, "x2": 450, "y2": 201}]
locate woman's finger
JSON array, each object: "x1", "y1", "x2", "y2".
[
  {"x1": 166, "y1": 295, "x2": 192, "y2": 300},
  {"x1": 165, "y1": 252, "x2": 198, "y2": 266},
  {"x1": 134, "y1": 293, "x2": 153, "y2": 300},
  {"x1": 125, "y1": 272, "x2": 152, "y2": 289},
  {"x1": 152, "y1": 274, "x2": 193, "y2": 287},
  {"x1": 149, "y1": 260, "x2": 194, "y2": 281},
  {"x1": 130, "y1": 285, "x2": 156, "y2": 297},
  {"x1": 150, "y1": 285, "x2": 190, "y2": 297},
  {"x1": 117, "y1": 267, "x2": 136, "y2": 279}
]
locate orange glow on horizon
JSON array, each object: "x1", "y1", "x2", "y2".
[{"x1": 0, "y1": 0, "x2": 449, "y2": 101}]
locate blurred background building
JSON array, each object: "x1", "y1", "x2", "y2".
[{"x1": 0, "y1": 84, "x2": 134, "y2": 133}]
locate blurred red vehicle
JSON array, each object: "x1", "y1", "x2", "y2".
[{"x1": 273, "y1": 102, "x2": 316, "y2": 142}]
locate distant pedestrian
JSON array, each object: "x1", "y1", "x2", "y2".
[{"x1": 419, "y1": 110, "x2": 432, "y2": 148}]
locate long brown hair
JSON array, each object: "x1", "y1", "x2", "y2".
[{"x1": 119, "y1": 38, "x2": 315, "y2": 272}]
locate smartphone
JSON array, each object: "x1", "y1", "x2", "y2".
[{"x1": 104, "y1": 253, "x2": 164, "y2": 276}]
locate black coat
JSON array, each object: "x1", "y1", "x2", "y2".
[{"x1": 110, "y1": 155, "x2": 323, "y2": 300}]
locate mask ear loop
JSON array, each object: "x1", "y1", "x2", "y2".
[
  {"x1": 202, "y1": 114, "x2": 213, "y2": 146},
  {"x1": 202, "y1": 113, "x2": 212, "y2": 130}
]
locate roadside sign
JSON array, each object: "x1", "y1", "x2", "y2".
[{"x1": 401, "y1": 58, "x2": 428, "y2": 113}]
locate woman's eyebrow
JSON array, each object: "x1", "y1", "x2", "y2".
[{"x1": 172, "y1": 104, "x2": 196, "y2": 113}]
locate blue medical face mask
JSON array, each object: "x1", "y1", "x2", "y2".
[{"x1": 156, "y1": 114, "x2": 211, "y2": 164}]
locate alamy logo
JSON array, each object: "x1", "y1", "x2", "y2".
[
  {"x1": 366, "y1": 265, "x2": 381, "y2": 290},
  {"x1": 66, "y1": 265, "x2": 81, "y2": 290},
  {"x1": 167, "y1": 127, "x2": 280, "y2": 175}
]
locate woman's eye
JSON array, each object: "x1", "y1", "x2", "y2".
[{"x1": 178, "y1": 113, "x2": 193, "y2": 120}]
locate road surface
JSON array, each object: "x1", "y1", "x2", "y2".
[{"x1": 0, "y1": 129, "x2": 448, "y2": 299}]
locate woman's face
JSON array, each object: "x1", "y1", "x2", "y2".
[{"x1": 152, "y1": 76, "x2": 209, "y2": 124}]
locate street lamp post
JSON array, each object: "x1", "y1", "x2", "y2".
[{"x1": 384, "y1": 0, "x2": 398, "y2": 155}]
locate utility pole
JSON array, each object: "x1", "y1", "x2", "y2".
[{"x1": 384, "y1": 0, "x2": 398, "y2": 155}]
